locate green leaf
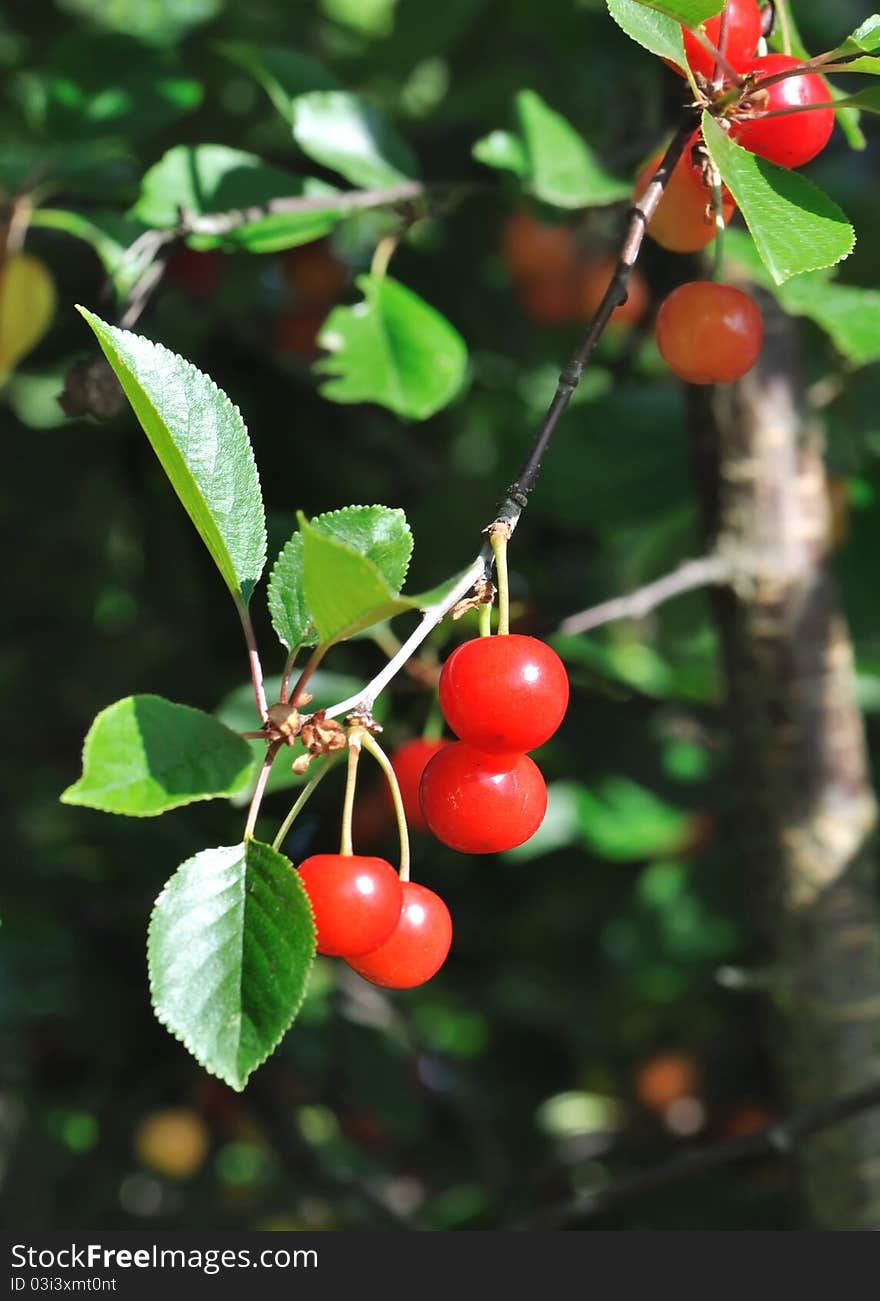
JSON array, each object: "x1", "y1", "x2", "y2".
[
  {"x1": 20, "y1": 33, "x2": 202, "y2": 141},
  {"x1": 77, "y1": 309, "x2": 266, "y2": 606},
  {"x1": 291, "y1": 91, "x2": 418, "y2": 188},
  {"x1": 637, "y1": 0, "x2": 722, "y2": 22},
  {"x1": 61, "y1": 695, "x2": 253, "y2": 816},
  {"x1": 312, "y1": 505, "x2": 413, "y2": 593},
  {"x1": 267, "y1": 506, "x2": 412, "y2": 653},
  {"x1": 701, "y1": 114, "x2": 854, "y2": 284},
  {"x1": 217, "y1": 42, "x2": 340, "y2": 124},
  {"x1": 148, "y1": 841, "x2": 316, "y2": 1091},
  {"x1": 471, "y1": 130, "x2": 529, "y2": 179},
  {"x1": 267, "y1": 533, "x2": 314, "y2": 654},
  {"x1": 830, "y1": 14, "x2": 880, "y2": 71},
  {"x1": 606, "y1": 0, "x2": 687, "y2": 69},
  {"x1": 56, "y1": 0, "x2": 221, "y2": 45},
  {"x1": 724, "y1": 229, "x2": 880, "y2": 368},
  {"x1": 577, "y1": 777, "x2": 693, "y2": 862},
  {"x1": 474, "y1": 90, "x2": 629, "y2": 208},
  {"x1": 131, "y1": 145, "x2": 341, "y2": 252},
  {"x1": 299, "y1": 512, "x2": 412, "y2": 645},
  {"x1": 316, "y1": 274, "x2": 467, "y2": 419}
]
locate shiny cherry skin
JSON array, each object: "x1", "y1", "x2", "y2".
[
  {"x1": 439, "y1": 634, "x2": 569, "y2": 753},
  {"x1": 419, "y1": 743, "x2": 548, "y2": 854},
  {"x1": 297, "y1": 854, "x2": 403, "y2": 957},
  {"x1": 679, "y1": 0, "x2": 762, "y2": 82},
  {"x1": 634, "y1": 135, "x2": 736, "y2": 254},
  {"x1": 346, "y1": 882, "x2": 452, "y2": 989},
  {"x1": 386, "y1": 738, "x2": 450, "y2": 833},
  {"x1": 656, "y1": 281, "x2": 763, "y2": 385},
  {"x1": 732, "y1": 54, "x2": 835, "y2": 168}
]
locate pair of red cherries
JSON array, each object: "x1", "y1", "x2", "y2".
[{"x1": 297, "y1": 634, "x2": 569, "y2": 989}]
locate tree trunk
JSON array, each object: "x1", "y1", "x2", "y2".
[{"x1": 690, "y1": 297, "x2": 880, "y2": 1229}]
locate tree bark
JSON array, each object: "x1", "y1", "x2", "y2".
[{"x1": 689, "y1": 297, "x2": 880, "y2": 1229}]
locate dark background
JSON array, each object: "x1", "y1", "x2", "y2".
[{"x1": 2, "y1": 0, "x2": 878, "y2": 1230}]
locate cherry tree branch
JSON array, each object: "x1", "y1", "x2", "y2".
[
  {"x1": 518, "y1": 1078, "x2": 880, "y2": 1229},
  {"x1": 558, "y1": 555, "x2": 733, "y2": 636},
  {"x1": 492, "y1": 110, "x2": 701, "y2": 529}
]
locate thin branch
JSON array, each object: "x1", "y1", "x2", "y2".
[
  {"x1": 181, "y1": 181, "x2": 427, "y2": 238},
  {"x1": 323, "y1": 555, "x2": 487, "y2": 721},
  {"x1": 494, "y1": 111, "x2": 700, "y2": 524},
  {"x1": 237, "y1": 601, "x2": 269, "y2": 723},
  {"x1": 558, "y1": 555, "x2": 733, "y2": 637},
  {"x1": 517, "y1": 1078, "x2": 880, "y2": 1229},
  {"x1": 243, "y1": 740, "x2": 281, "y2": 840}
]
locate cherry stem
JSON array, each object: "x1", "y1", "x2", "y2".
[
  {"x1": 748, "y1": 99, "x2": 842, "y2": 120},
  {"x1": 478, "y1": 601, "x2": 492, "y2": 637},
  {"x1": 360, "y1": 731, "x2": 411, "y2": 884},
  {"x1": 689, "y1": 26, "x2": 744, "y2": 86},
  {"x1": 339, "y1": 732, "x2": 363, "y2": 857},
  {"x1": 710, "y1": 1, "x2": 732, "y2": 90},
  {"x1": 237, "y1": 600, "x2": 269, "y2": 724},
  {"x1": 243, "y1": 740, "x2": 282, "y2": 840},
  {"x1": 279, "y1": 647, "x2": 301, "y2": 705},
  {"x1": 288, "y1": 642, "x2": 329, "y2": 709},
  {"x1": 370, "y1": 233, "x2": 398, "y2": 279},
  {"x1": 271, "y1": 754, "x2": 339, "y2": 853},
  {"x1": 490, "y1": 529, "x2": 511, "y2": 636}
]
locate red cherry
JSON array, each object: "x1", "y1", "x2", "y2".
[
  {"x1": 634, "y1": 135, "x2": 736, "y2": 254},
  {"x1": 679, "y1": 0, "x2": 763, "y2": 82},
  {"x1": 655, "y1": 281, "x2": 763, "y2": 385},
  {"x1": 732, "y1": 54, "x2": 835, "y2": 168},
  {"x1": 346, "y1": 881, "x2": 452, "y2": 989},
  {"x1": 297, "y1": 854, "x2": 402, "y2": 957},
  {"x1": 419, "y1": 742, "x2": 548, "y2": 854},
  {"x1": 165, "y1": 247, "x2": 223, "y2": 298},
  {"x1": 439, "y1": 634, "x2": 569, "y2": 753},
  {"x1": 386, "y1": 738, "x2": 450, "y2": 833}
]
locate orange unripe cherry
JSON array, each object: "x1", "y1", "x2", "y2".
[
  {"x1": 634, "y1": 139, "x2": 735, "y2": 254},
  {"x1": 655, "y1": 280, "x2": 763, "y2": 385}
]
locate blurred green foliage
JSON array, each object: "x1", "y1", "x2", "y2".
[{"x1": 2, "y1": 0, "x2": 878, "y2": 1231}]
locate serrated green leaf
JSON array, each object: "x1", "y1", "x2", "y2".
[
  {"x1": 312, "y1": 505, "x2": 412, "y2": 593},
  {"x1": 606, "y1": 0, "x2": 687, "y2": 68},
  {"x1": 472, "y1": 130, "x2": 529, "y2": 178},
  {"x1": 640, "y1": 1, "x2": 722, "y2": 22},
  {"x1": 131, "y1": 145, "x2": 341, "y2": 252},
  {"x1": 77, "y1": 309, "x2": 266, "y2": 606},
  {"x1": 217, "y1": 42, "x2": 340, "y2": 124},
  {"x1": 831, "y1": 14, "x2": 880, "y2": 69},
  {"x1": 701, "y1": 115, "x2": 854, "y2": 284},
  {"x1": 299, "y1": 512, "x2": 413, "y2": 645},
  {"x1": 316, "y1": 274, "x2": 467, "y2": 419},
  {"x1": 61, "y1": 695, "x2": 253, "y2": 815},
  {"x1": 291, "y1": 91, "x2": 418, "y2": 188},
  {"x1": 516, "y1": 90, "x2": 630, "y2": 208},
  {"x1": 267, "y1": 532, "x2": 314, "y2": 654},
  {"x1": 724, "y1": 229, "x2": 880, "y2": 368},
  {"x1": 267, "y1": 506, "x2": 411, "y2": 653},
  {"x1": 148, "y1": 841, "x2": 316, "y2": 1091}
]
